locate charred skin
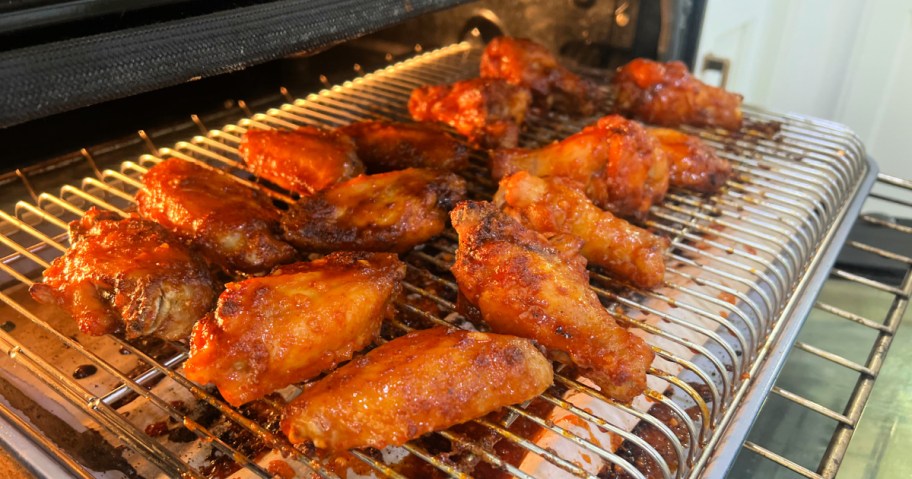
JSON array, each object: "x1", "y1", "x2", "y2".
[
  {"x1": 281, "y1": 327, "x2": 553, "y2": 451},
  {"x1": 29, "y1": 208, "x2": 217, "y2": 340},
  {"x1": 449, "y1": 201, "x2": 654, "y2": 402},
  {"x1": 136, "y1": 158, "x2": 296, "y2": 274},
  {"x1": 281, "y1": 168, "x2": 467, "y2": 253},
  {"x1": 183, "y1": 252, "x2": 405, "y2": 406}
]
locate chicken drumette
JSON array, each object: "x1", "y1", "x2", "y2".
[
  {"x1": 183, "y1": 252, "x2": 405, "y2": 406},
  {"x1": 281, "y1": 327, "x2": 553, "y2": 451},
  {"x1": 29, "y1": 208, "x2": 218, "y2": 340},
  {"x1": 495, "y1": 172, "x2": 668, "y2": 289},
  {"x1": 481, "y1": 36, "x2": 598, "y2": 116},
  {"x1": 136, "y1": 158, "x2": 296, "y2": 274},
  {"x1": 492, "y1": 114, "x2": 669, "y2": 220},
  {"x1": 409, "y1": 78, "x2": 532, "y2": 149},
  {"x1": 281, "y1": 168, "x2": 466, "y2": 253},
  {"x1": 649, "y1": 127, "x2": 733, "y2": 194},
  {"x1": 337, "y1": 120, "x2": 470, "y2": 173},
  {"x1": 450, "y1": 201, "x2": 654, "y2": 402},
  {"x1": 612, "y1": 58, "x2": 743, "y2": 130},
  {"x1": 238, "y1": 126, "x2": 364, "y2": 195}
]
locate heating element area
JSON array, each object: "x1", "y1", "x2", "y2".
[{"x1": 0, "y1": 41, "x2": 902, "y2": 479}]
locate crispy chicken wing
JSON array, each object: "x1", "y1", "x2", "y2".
[
  {"x1": 136, "y1": 158, "x2": 296, "y2": 274},
  {"x1": 281, "y1": 327, "x2": 553, "y2": 451},
  {"x1": 612, "y1": 58, "x2": 743, "y2": 130},
  {"x1": 238, "y1": 127, "x2": 364, "y2": 195},
  {"x1": 494, "y1": 172, "x2": 668, "y2": 288},
  {"x1": 450, "y1": 201, "x2": 654, "y2": 402},
  {"x1": 337, "y1": 120, "x2": 470, "y2": 173},
  {"x1": 29, "y1": 208, "x2": 217, "y2": 340},
  {"x1": 408, "y1": 78, "x2": 532, "y2": 149},
  {"x1": 649, "y1": 127, "x2": 732, "y2": 194},
  {"x1": 492, "y1": 115, "x2": 669, "y2": 220},
  {"x1": 281, "y1": 168, "x2": 466, "y2": 253},
  {"x1": 481, "y1": 36, "x2": 598, "y2": 116},
  {"x1": 183, "y1": 252, "x2": 405, "y2": 406}
]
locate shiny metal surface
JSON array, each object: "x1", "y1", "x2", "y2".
[{"x1": 0, "y1": 42, "x2": 881, "y2": 478}]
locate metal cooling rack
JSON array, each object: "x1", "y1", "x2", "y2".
[{"x1": 0, "y1": 42, "x2": 885, "y2": 479}]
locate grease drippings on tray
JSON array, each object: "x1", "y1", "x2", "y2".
[
  {"x1": 72, "y1": 364, "x2": 97, "y2": 379},
  {"x1": 0, "y1": 320, "x2": 15, "y2": 332}
]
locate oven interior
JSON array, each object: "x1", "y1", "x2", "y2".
[{"x1": 1, "y1": 3, "x2": 910, "y2": 479}]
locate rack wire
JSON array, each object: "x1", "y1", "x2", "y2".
[{"x1": 0, "y1": 42, "x2": 882, "y2": 478}]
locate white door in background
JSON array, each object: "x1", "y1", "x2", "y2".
[{"x1": 696, "y1": 0, "x2": 912, "y2": 215}]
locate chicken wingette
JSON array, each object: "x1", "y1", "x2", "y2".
[
  {"x1": 495, "y1": 172, "x2": 668, "y2": 289},
  {"x1": 281, "y1": 168, "x2": 466, "y2": 253},
  {"x1": 480, "y1": 36, "x2": 598, "y2": 116},
  {"x1": 612, "y1": 58, "x2": 743, "y2": 130},
  {"x1": 337, "y1": 120, "x2": 469, "y2": 173},
  {"x1": 29, "y1": 208, "x2": 217, "y2": 340},
  {"x1": 238, "y1": 126, "x2": 364, "y2": 195},
  {"x1": 648, "y1": 127, "x2": 733, "y2": 194},
  {"x1": 281, "y1": 327, "x2": 553, "y2": 451},
  {"x1": 491, "y1": 115, "x2": 669, "y2": 220},
  {"x1": 183, "y1": 252, "x2": 405, "y2": 406},
  {"x1": 136, "y1": 158, "x2": 296, "y2": 274},
  {"x1": 409, "y1": 78, "x2": 532, "y2": 149},
  {"x1": 450, "y1": 201, "x2": 654, "y2": 402}
]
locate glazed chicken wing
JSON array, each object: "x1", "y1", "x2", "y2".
[
  {"x1": 612, "y1": 58, "x2": 743, "y2": 130},
  {"x1": 450, "y1": 201, "x2": 654, "y2": 402},
  {"x1": 136, "y1": 158, "x2": 296, "y2": 274},
  {"x1": 408, "y1": 78, "x2": 532, "y2": 149},
  {"x1": 649, "y1": 127, "x2": 732, "y2": 194},
  {"x1": 337, "y1": 120, "x2": 469, "y2": 173},
  {"x1": 29, "y1": 208, "x2": 217, "y2": 340},
  {"x1": 183, "y1": 252, "x2": 405, "y2": 406},
  {"x1": 281, "y1": 168, "x2": 466, "y2": 253},
  {"x1": 238, "y1": 126, "x2": 364, "y2": 195},
  {"x1": 281, "y1": 327, "x2": 553, "y2": 451},
  {"x1": 481, "y1": 36, "x2": 598, "y2": 116},
  {"x1": 492, "y1": 115, "x2": 669, "y2": 220},
  {"x1": 495, "y1": 172, "x2": 668, "y2": 288}
]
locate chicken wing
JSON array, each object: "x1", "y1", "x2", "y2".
[
  {"x1": 649, "y1": 127, "x2": 732, "y2": 194},
  {"x1": 238, "y1": 127, "x2": 364, "y2": 195},
  {"x1": 281, "y1": 327, "x2": 553, "y2": 451},
  {"x1": 29, "y1": 208, "x2": 217, "y2": 340},
  {"x1": 491, "y1": 115, "x2": 669, "y2": 220},
  {"x1": 183, "y1": 252, "x2": 405, "y2": 406},
  {"x1": 281, "y1": 168, "x2": 466, "y2": 253},
  {"x1": 337, "y1": 120, "x2": 470, "y2": 173},
  {"x1": 481, "y1": 36, "x2": 598, "y2": 116},
  {"x1": 136, "y1": 158, "x2": 296, "y2": 274},
  {"x1": 408, "y1": 78, "x2": 532, "y2": 149},
  {"x1": 494, "y1": 172, "x2": 668, "y2": 289},
  {"x1": 612, "y1": 58, "x2": 743, "y2": 130},
  {"x1": 450, "y1": 201, "x2": 654, "y2": 402}
]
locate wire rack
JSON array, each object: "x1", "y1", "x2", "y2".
[{"x1": 0, "y1": 42, "x2": 886, "y2": 479}]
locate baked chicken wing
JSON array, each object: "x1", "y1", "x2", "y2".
[
  {"x1": 29, "y1": 208, "x2": 217, "y2": 340},
  {"x1": 337, "y1": 120, "x2": 470, "y2": 173},
  {"x1": 281, "y1": 327, "x2": 553, "y2": 451},
  {"x1": 492, "y1": 115, "x2": 668, "y2": 220},
  {"x1": 612, "y1": 58, "x2": 743, "y2": 130},
  {"x1": 494, "y1": 172, "x2": 668, "y2": 289},
  {"x1": 281, "y1": 168, "x2": 466, "y2": 253},
  {"x1": 481, "y1": 36, "x2": 598, "y2": 116},
  {"x1": 450, "y1": 201, "x2": 654, "y2": 402},
  {"x1": 238, "y1": 127, "x2": 364, "y2": 195},
  {"x1": 408, "y1": 78, "x2": 532, "y2": 149},
  {"x1": 649, "y1": 127, "x2": 732, "y2": 194},
  {"x1": 183, "y1": 252, "x2": 405, "y2": 406},
  {"x1": 136, "y1": 158, "x2": 296, "y2": 274}
]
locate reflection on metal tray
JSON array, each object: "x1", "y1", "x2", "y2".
[{"x1": 0, "y1": 42, "x2": 876, "y2": 478}]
